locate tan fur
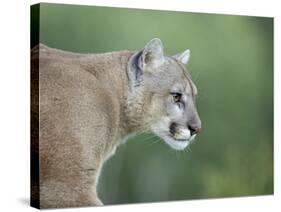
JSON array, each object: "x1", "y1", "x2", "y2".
[{"x1": 31, "y1": 39, "x2": 201, "y2": 208}]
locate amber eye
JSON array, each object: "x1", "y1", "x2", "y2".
[{"x1": 171, "y1": 92, "x2": 182, "y2": 103}]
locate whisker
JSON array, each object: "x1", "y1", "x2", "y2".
[
  {"x1": 137, "y1": 133, "x2": 158, "y2": 142},
  {"x1": 185, "y1": 145, "x2": 192, "y2": 153},
  {"x1": 135, "y1": 129, "x2": 149, "y2": 136},
  {"x1": 145, "y1": 138, "x2": 161, "y2": 147},
  {"x1": 141, "y1": 137, "x2": 162, "y2": 150},
  {"x1": 139, "y1": 133, "x2": 158, "y2": 141},
  {"x1": 145, "y1": 136, "x2": 161, "y2": 144},
  {"x1": 134, "y1": 133, "x2": 152, "y2": 140}
]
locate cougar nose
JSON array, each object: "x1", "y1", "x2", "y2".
[{"x1": 188, "y1": 125, "x2": 200, "y2": 136}]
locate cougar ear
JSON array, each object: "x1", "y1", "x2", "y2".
[
  {"x1": 139, "y1": 38, "x2": 165, "y2": 70},
  {"x1": 173, "y1": 49, "x2": 190, "y2": 65}
]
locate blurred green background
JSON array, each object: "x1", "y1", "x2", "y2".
[{"x1": 32, "y1": 3, "x2": 273, "y2": 205}]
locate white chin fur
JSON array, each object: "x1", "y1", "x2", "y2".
[
  {"x1": 152, "y1": 130, "x2": 195, "y2": 151},
  {"x1": 162, "y1": 134, "x2": 190, "y2": 150}
]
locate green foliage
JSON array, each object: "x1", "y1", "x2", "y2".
[{"x1": 37, "y1": 3, "x2": 273, "y2": 204}]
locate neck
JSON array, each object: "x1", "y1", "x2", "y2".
[
  {"x1": 122, "y1": 51, "x2": 148, "y2": 134},
  {"x1": 82, "y1": 50, "x2": 147, "y2": 137}
]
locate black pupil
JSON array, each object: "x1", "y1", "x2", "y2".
[{"x1": 172, "y1": 93, "x2": 181, "y2": 102}]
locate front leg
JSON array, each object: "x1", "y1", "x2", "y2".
[{"x1": 40, "y1": 161, "x2": 104, "y2": 208}]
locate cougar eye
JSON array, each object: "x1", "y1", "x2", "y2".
[{"x1": 171, "y1": 92, "x2": 182, "y2": 103}]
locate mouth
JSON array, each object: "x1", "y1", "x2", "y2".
[
  {"x1": 173, "y1": 137, "x2": 190, "y2": 141},
  {"x1": 167, "y1": 137, "x2": 190, "y2": 150},
  {"x1": 154, "y1": 132, "x2": 196, "y2": 151}
]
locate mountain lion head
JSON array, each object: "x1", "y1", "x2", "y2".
[{"x1": 127, "y1": 38, "x2": 201, "y2": 151}]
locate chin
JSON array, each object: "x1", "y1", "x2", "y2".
[
  {"x1": 152, "y1": 130, "x2": 195, "y2": 151},
  {"x1": 162, "y1": 134, "x2": 190, "y2": 150}
]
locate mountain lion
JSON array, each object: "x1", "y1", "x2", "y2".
[{"x1": 31, "y1": 38, "x2": 201, "y2": 208}]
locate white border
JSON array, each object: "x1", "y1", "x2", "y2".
[
  {"x1": 29, "y1": 0, "x2": 278, "y2": 17},
  {"x1": 0, "y1": 0, "x2": 279, "y2": 212}
]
